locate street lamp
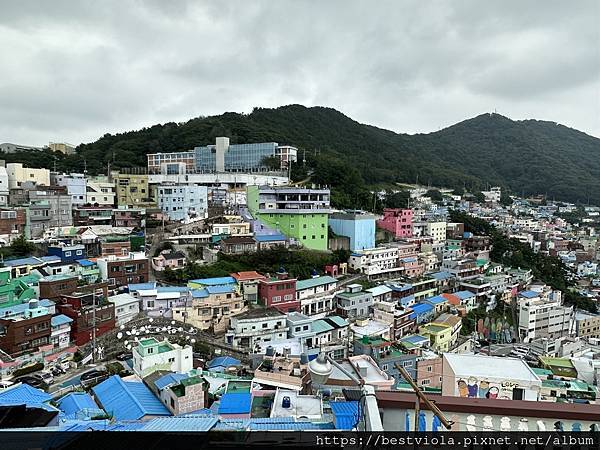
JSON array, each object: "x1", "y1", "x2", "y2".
[{"x1": 308, "y1": 352, "x2": 383, "y2": 431}]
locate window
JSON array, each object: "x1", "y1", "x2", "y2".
[
  {"x1": 382, "y1": 364, "x2": 388, "y2": 371},
  {"x1": 65, "y1": 251, "x2": 71, "y2": 257}
]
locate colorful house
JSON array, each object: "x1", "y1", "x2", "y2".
[{"x1": 376, "y1": 208, "x2": 413, "y2": 238}]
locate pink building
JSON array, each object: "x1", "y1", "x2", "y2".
[
  {"x1": 377, "y1": 209, "x2": 413, "y2": 238},
  {"x1": 416, "y1": 357, "x2": 443, "y2": 389}
]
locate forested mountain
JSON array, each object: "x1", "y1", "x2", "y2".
[{"x1": 2, "y1": 105, "x2": 599, "y2": 205}]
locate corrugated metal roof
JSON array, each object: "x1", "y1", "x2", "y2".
[
  {"x1": 206, "y1": 285, "x2": 236, "y2": 295},
  {"x1": 455, "y1": 290, "x2": 476, "y2": 300},
  {"x1": 92, "y1": 375, "x2": 171, "y2": 420},
  {"x1": 330, "y1": 401, "x2": 359, "y2": 430},
  {"x1": 424, "y1": 295, "x2": 447, "y2": 305},
  {"x1": 189, "y1": 276, "x2": 236, "y2": 286},
  {"x1": 57, "y1": 392, "x2": 100, "y2": 415},
  {"x1": 154, "y1": 373, "x2": 188, "y2": 391},
  {"x1": 0, "y1": 383, "x2": 52, "y2": 408},
  {"x1": 248, "y1": 422, "x2": 335, "y2": 430},
  {"x1": 128, "y1": 282, "x2": 157, "y2": 291},
  {"x1": 207, "y1": 356, "x2": 241, "y2": 369},
  {"x1": 141, "y1": 417, "x2": 218, "y2": 431},
  {"x1": 312, "y1": 320, "x2": 334, "y2": 334},
  {"x1": 326, "y1": 316, "x2": 348, "y2": 328},
  {"x1": 218, "y1": 393, "x2": 252, "y2": 414}
]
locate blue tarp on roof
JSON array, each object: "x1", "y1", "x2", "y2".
[
  {"x1": 51, "y1": 314, "x2": 73, "y2": 327},
  {"x1": 92, "y1": 375, "x2": 171, "y2": 421},
  {"x1": 207, "y1": 356, "x2": 241, "y2": 369},
  {"x1": 218, "y1": 393, "x2": 252, "y2": 414},
  {"x1": 519, "y1": 290, "x2": 539, "y2": 299},
  {"x1": 2, "y1": 257, "x2": 43, "y2": 267},
  {"x1": 154, "y1": 373, "x2": 188, "y2": 391},
  {"x1": 75, "y1": 259, "x2": 95, "y2": 267},
  {"x1": 190, "y1": 276, "x2": 236, "y2": 286},
  {"x1": 330, "y1": 401, "x2": 359, "y2": 430},
  {"x1": 57, "y1": 392, "x2": 100, "y2": 416},
  {"x1": 156, "y1": 286, "x2": 189, "y2": 293}
]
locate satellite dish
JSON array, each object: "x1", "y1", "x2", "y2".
[
  {"x1": 149, "y1": 318, "x2": 154, "y2": 323},
  {"x1": 126, "y1": 331, "x2": 131, "y2": 336},
  {"x1": 120, "y1": 324, "x2": 125, "y2": 330},
  {"x1": 178, "y1": 327, "x2": 183, "y2": 332},
  {"x1": 117, "y1": 332, "x2": 123, "y2": 339},
  {"x1": 124, "y1": 340, "x2": 129, "y2": 346},
  {"x1": 140, "y1": 326, "x2": 146, "y2": 331},
  {"x1": 191, "y1": 339, "x2": 196, "y2": 344},
  {"x1": 126, "y1": 344, "x2": 132, "y2": 350},
  {"x1": 171, "y1": 321, "x2": 175, "y2": 325}
]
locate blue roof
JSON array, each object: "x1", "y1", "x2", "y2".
[
  {"x1": 51, "y1": 314, "x2": 73, "y2": 327},
  {"x1": 248, "y1": 421, "x2": 335, "y2": 430},
  {"x1": 206, "y1": 285, "x2": 236, "y2": 295},
  {"x1": 392, "y1": 283, "x2": 413, "y2": 292},
  {"x1": 154, "y1": 373, "x2": 188, "y2": 391},
  {"x1": 424, "y1": 295, "x2": 447, "y2": 305},
  {"x1": 128, "y1": 282, "x2": 157, "y2": 291},
  {"x1": 401, "y1": 257, "x2": 417, "y2": 263},
  {"x1": 141, "y1": 416, "x2": 218, "y2": 431},
  {"x1": 330, "y1": 401, "x2": 359, "y2": 430},
  {"x1": 455, "y1": 290, "x2": 476, "y2": 300},
  {"x1": 92, "y1": 375, "x2": 171, "y2": 420},
  {"x1": 207, "y1": 356, "x2": 241, "y2": 369},
  {"x1": 0, "y1": 383, "x2": 52, "y2": 409},
  {"x1": 41, "y1": 256, "x2": 62, "y2": 263},
  {"x1": 401, "y1": 334, "x2": 429, "y2": 345},
  {"x1": 57, "y1": 392, "x2": 100, "y2": 415},
  {"x1": 519, "y1": 290, "x2": 539, "y2": 299},
  {"x1": 75, "y1": 259, "x2": 95, "y2": 267},
  {"x1": 409, "y1": 303, "x2": 434, "y2": 319},
  {"x1": 0, "y1": 299, "x2": 55, "y2": 318},
  {"x1": 254, "y1": 234, "x2": 287, "y2": 242},
  {"x1": 190, "y1": 276, "x2": 235, "y2": 286},
  {"x1": 2, "y1": 257, "x2": 43, "y2": 267},
  {"x1": 218, "y1": 393, "x2": 252, "y2": 414},
  {"x1": 430, "y1": 271, "x2": 454, "y2": 281},
  {"x1": 191, "y1": 289, "x2": 209, "y2": 298},
  {"x1": 157, "y1": 286, "x2": 189, "y2": 293}
]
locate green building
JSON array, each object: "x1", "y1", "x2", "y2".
[
  {"x1": 0, "y1": 269, "x2": 38, "y2": 308},
  {"x1": 247, "y1": 185, "x2": 330, "y2": 251}
]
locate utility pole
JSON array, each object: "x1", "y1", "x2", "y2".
[
  {"x1": 92, "y1": 288, "x2": 97, "y2": 363},
  {"x1": 396, "y1": 364, "x2": 453, "y2": 430}
]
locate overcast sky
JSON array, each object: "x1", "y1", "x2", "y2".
[{"x1": 1, "y1": 1, "x2": 599, "y2": 146}]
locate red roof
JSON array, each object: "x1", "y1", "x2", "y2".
[
  {"x1": 231, "y1": 271, "x2": 266, "y2": 281},
  {"x1": 441, "y1": 293, "x2": 460, "y2": 306}
]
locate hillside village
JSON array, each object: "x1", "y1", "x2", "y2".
[{"x1": 0, "y1": 137, "x2": 600, "y2": 432}]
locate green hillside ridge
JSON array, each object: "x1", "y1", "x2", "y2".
[{"x1": 2, "y1": 105, "x2": 599, "y2": 205}]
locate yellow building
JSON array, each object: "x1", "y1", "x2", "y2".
[
  {"x1": 6, "y1": 163, "x2": 50, "y2": 189},
  {"x1": 113, "y1": 173, "x2": 154, "y2": 207},
  {"x1": 48, "y1": 142, "x2": 75, "y2": 155},
  {"x1": 419, "y1": 323, "x2": 454, "y2": 352}
]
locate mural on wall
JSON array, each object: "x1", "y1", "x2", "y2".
[
  {"x1": 475, "y1": 317, "x2": 514, "y2": 343},
  {"x1": 456, "y1": 377, "x2": 514, "y2": 400}
]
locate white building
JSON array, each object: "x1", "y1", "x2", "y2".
[
  {"x1": 518, "y1": 289, "x2": 573, "y2": 343},
  {"x1": 425, "y1": 221, "x2": 447, "y2": 242},
  {"x1": 481, "y1": 186, "x2": 502, "y2": 203},
  {"x1": 6, "y1": 163, "x2": 50, "y2": 189},
  {"x1": 157, "y1": 184, "x2": 208, "y2": 222},
  {"x1": 0, "y1": 165, "x2": 8, "y2": 206},
  {"x1": 442, "y1": 353, "x2": 542, "y2": 401},
  {"x1": 108, "y1": 293, "x2": 140, "y2": 326},
  {"x1": 50, "y1": 314, "x2": 73, "y2": 349},
  {"x1": 295, "y1": 275, "x2": 338, "y2": 301},
  {"x1": 225, "y1": 308, "x2": 288, "y2": 349},
  {"x1": 348, "y1": 246, "x2": 402, "y2": 278},
  {"x1": 54, "y1": 173, "x2": 87, "y2": 206},
  {"x1": 86, "y1": 180, "x2": 116, "y2": 206},
  {"x1": 132, "y1": 337, "x2": 193, "y2": 377}
]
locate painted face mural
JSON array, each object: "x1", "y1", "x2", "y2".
[
  {"x1": 467, "y1": 377, "x2": 478, "y2": 398},
  {"x1": 487, "y1": 386, "x2": 499, "y2": 399},
  {"x1": 457, "y1": 379, "x2": 468, "y2": 397},
  {"x1": 478, "y1": 380, "x2": 490, "y2": 398}
]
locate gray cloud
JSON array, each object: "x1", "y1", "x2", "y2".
[{"x1": 0, "y1": 0, "x2": 598, "y2": 147}]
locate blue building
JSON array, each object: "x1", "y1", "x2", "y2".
[
  {"x1": 47, "y1": 244, "x2": 85, "y2": 262},
  {"x1": 408, "y1": 302, "x2": 435, "y2": 324},
  {"x1": 157, "y1": 184, "x2": 208, "y2": 221},
  {"x1": 329, "y1": 211, "x2": 376, "y2": 251}
]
